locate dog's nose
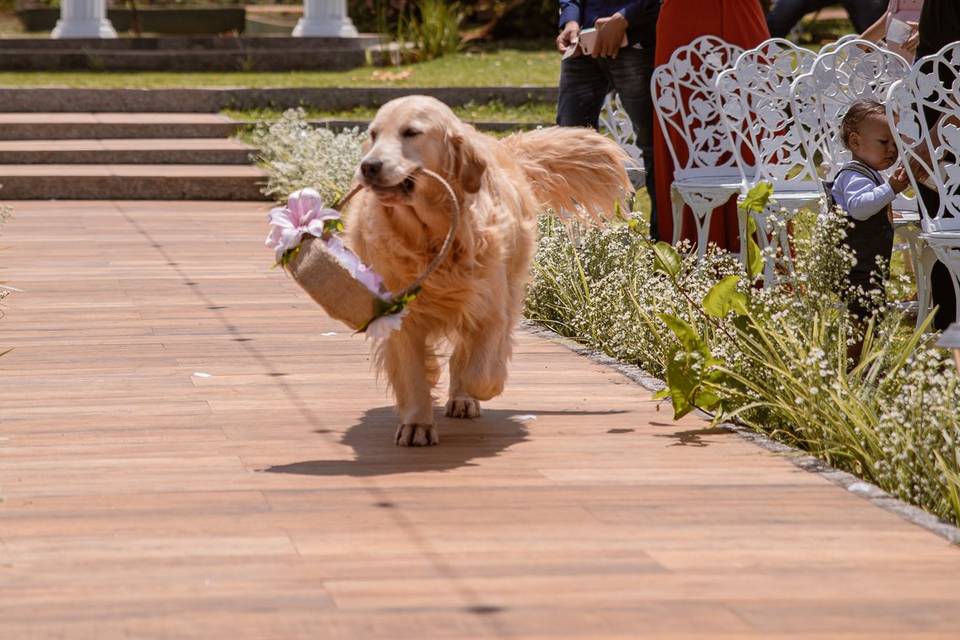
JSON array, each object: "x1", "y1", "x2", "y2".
[{"x1": 361, "y1": 159, "x2": 383, "y2": 179}]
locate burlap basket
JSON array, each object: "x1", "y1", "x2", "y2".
[
  {"x1": 279, "y1": 169, "x2": 460, "y2": 333},
  {"x1": 285, "y1": 235, "x2": 380, "y2": 330}
]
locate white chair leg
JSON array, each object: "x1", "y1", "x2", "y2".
[
  {"x1": 916, "y1": 245, "x2": 937, "y2": 329},
  {"x1": 670, "y1": 184, "x2": 685, "y2": 246},
  {"x1": 691, "y1": 206, "x2": 714, "y2": 262}
]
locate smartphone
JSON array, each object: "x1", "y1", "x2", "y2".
[{"x1": 578, "y1": 27, "x2": 628, "y2": 56}]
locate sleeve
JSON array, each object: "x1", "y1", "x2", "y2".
[
  {"x1": 558, "y1": 1, "x2": 582, "y2": 28},
  {"x1": 834, "y1": 172, "x2": 896, "y2": 221},
  {"x1": 616, "y1": 1, "x2": 661, "y2": 25}
]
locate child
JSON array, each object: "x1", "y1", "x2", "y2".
[{"x1": 831, "y1": 99, "x2": 910, "y2": 319}]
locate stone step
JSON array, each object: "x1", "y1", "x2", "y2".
[
  {"x1": 0, "y1": 139, "x2": 255, "y2": 164},
  {"x1": 0, "y1": 165, "x2": 269, "y2": 200},
  {"x1": 0, "y1": 35, "x2": 379, "y2": 51},
  {"x1": 0, "y1": 113, "x2": 239, "y2": 140},
  {"x1": 0, "y1": 48, "x2": 366, "y2": 72}
]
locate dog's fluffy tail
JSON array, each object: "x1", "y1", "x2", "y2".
[{"x1": 501, "y1": 126, "x2": 633, "y2": 223}]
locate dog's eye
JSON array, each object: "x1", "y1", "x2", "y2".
[
  {"x1": 402, "y1": 128, "x2": 422, "y2": 138},
  {"x1": 369, "y1": 130, "x2": 378, "y2": 142}
]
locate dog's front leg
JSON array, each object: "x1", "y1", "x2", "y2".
[{"x1": 380, "y1": 327, "x2": 439, "y2": 446}]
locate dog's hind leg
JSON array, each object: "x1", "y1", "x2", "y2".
[
  {"x1": 379, "y1": 327, "x2": 440, "y2": 446},
  {"x1": 446, "y1": 319, "x2": 511, "y2": 419}
]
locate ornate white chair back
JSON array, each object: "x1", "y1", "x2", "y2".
[
  {"x1": 716, "y1": 38, "x2": 817, "y2": 189},
  {"x1": 652, "y1": 35, "x2": 743, "y2": 178},
  {"x1": 886, "y1": 43, "x2": 960, "y2": 233},
  {"x1": 599, "y1": 92, "x2": 645, "y2": 180},
  {"x1": 791, "y1": 39, "x2": 910, "y2": 181}
]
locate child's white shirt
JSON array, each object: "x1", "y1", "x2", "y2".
[{"x1": 830, "y1": 167, "x2": 895, "y2": 221}]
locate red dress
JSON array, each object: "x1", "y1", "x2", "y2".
[{"x1": 653, "y1": 0, "x2": 770, "y2": 251}]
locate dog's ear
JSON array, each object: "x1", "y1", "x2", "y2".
[{"x1": 452, "y1": 133, "x2": 487, "y2": 194}]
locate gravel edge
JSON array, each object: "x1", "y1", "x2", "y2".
[{"x1": 521, "y1": 320, "x2": 960, "y2": 545}]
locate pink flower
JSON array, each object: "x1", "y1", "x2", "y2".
[{"x1": 265, "y1": 188, "x2": 342, "y2": 262}]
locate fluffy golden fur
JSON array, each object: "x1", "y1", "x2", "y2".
[{"x1": 346, "y1": 95, "x2": 631, "y2": 446}]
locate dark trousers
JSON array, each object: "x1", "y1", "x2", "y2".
[
  {"x1": 919, "y1": 183, "x2": 958, "y2": 331},
  {"x1": 766, "y1": 0, "x2": 887, "y2": 37},
  {"x1": 557, "y1": 46, "x2": 658, "y2": 240}
]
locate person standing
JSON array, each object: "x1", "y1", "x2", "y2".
[
  {"x1": 766, "y1": 0, "x2": 887, "y2": 38},
  {"x1": 556, "y1": 1, "x2": 661, "y2": 238},
  {"x1": 651, "y1": 0, "x2": 769, "y2": 251},
  {"x1": 861, "y1": 0, "x2": 924, "y2": 62},
  {"x1": 915, "y1": 0, "x2": 960, "y2": 330}
]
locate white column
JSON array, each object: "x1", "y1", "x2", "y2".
[
  {"x1": 51, "y1": 0, "x2": 117, "y2": 38},
  {"x1": 293, "y1": 0, "x2": 358, "y2": 37}
]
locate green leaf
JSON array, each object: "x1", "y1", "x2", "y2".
[
  {"x1": 703, "y1": 275, "x2": 750, "y2": 317},
  {"x1": 747, "y1": 236, "x2": 764, "y2": 279},
  {"x1": 694, "y1": 389, "x2": 722, "y2": 412},
  {"x1": 740, "y1": 181, "x2": 774, "y2": 214},
  {"x1": 657, "y1": 313, "x2": 701, "y2": 352},
  {"x1": 652, "y1": 387, "x2": 670, "y2": 401},
  {"x1": 665, "y1": 356, "x2": 695, "y2": 419},
  {"x1": 652, "y1": 241, "x2": 682, "y2": 278},
  {"x1": 742, "y1": 216, "x2": 764, "y2": 279}
]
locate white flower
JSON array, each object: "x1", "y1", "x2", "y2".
[{"x1": 365, "y1": 307, "x2": 409, "y2": 340}]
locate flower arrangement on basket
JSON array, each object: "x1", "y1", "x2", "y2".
[{"x1": 265, "y1": 168, "x2": 459, "y2": 338}]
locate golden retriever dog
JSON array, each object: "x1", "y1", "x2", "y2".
[{"x1": 346, "y1": 95, "x2": 631, "y2": 446}]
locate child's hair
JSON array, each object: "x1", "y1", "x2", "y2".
[{"x1": 841, "y1": 99, "x2": 886, "y2": 148}]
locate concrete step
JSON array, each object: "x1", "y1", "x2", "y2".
[
  {"x1": 0, "y1": 48, "x2": 366, "y2": 72},
  {"x1": 0, "y1": 113, "x2": 239, "y2": 140},
  {"x1": 0, "y1": 35, "x2": 379, "y2": 51},
  {"x1": 0, "y1": 165, "x2": 269, "y2": 200},
  {"x1": 0, "y1": 139, "x2": 255, "y2": 164}
]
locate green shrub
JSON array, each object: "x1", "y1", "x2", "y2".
[
  {"x1": 396, "y1": 0, "x2": 464, "y2": 61},
  {"x1": 527, "y1": 185, "x2": 960, "y2": 526},
  {"x1": 250, "y1": 108, "x2": 365, "y2": 204}
]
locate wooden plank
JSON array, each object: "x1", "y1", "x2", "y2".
[{"x1": 0, "y1": 200, "x2": 958, "y2": 638}]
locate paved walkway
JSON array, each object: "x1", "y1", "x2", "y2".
[{"x1": 2, "y1": 201, "x2": 959, "y2": 639}]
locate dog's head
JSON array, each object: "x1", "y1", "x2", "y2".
[{"x1": 358, "y1": 96, "x2": 487, "y2": 204}]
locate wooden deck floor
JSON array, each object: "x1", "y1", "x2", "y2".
[{"x1": 2, "y1": 200, "x2": 959, "y2": 639}]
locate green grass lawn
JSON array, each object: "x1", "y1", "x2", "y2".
[
  {"x1": 224, "y1": 100, "x2": 556, "y2": 123},
  {"x1": 0, "y1": 48, "x2": 560, "y2": 88}
]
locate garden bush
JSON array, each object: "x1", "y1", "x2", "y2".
[
  {"x1": 251, "y1": 109, "x2": 365, "y2": 205},
  {"x1": 527, "y1": 187, "x2": 960, "y2": 526}
]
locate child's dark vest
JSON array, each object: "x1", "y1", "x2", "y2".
[{"x1": 825, "y1": 160, "x2": 894, "y2": 277}]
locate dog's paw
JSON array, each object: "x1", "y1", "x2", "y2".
[
  {"x1": 395, "y1": 423, "x2": 439, "y2": 447},
  {"x1": 445, "y1": 396, "x2": 481, "y2": 419}
]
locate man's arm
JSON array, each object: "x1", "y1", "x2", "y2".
[
  {"x1": 558, "y1": 0, "x2": 583, "y2": 29},
  {"x1": 616, "y1": 0, "x2": 662, "y2": 27}
]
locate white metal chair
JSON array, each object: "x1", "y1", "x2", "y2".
[
  {"x1": 886, "y1": 42, "x2": 960, "y2": 324},
  {"x1": 598, "y1": 92, "x2": 647, "y2": 190},
  {"x1": 790, "y1": 39, "x2": 930, "y2": 315},
  {"x1": 652, "y1": 35, "x2": 744, "y2": 256},
  {"x1": 818, "y1": 33, "x2": 861, "y2": 56},
  {"x1": 791, "y1": 39, "x2": 910, "y2": 182},
  {"x1": 715, "y1": 38, "x2": 819, "y2": 283}
]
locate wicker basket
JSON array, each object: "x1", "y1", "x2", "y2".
[
  {"x1": 278, "y1": 169, "x2": 460, "y2": 333},
  {"x1": 285, "y1": 235, "x2": 380, "y2": 331}
]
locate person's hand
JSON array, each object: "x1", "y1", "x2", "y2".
[
  {"x1": 903, "y1": 24, "x2": 920, "y2": 54},
  {"x1": 908, "y1": 157, "x2": 930, "y2": 184},
  {"x1": 889, "y1": 166, "x2": 910, "y2": 193},
  {"x1": 557, "y1": 21, "x2": 579, "y2": 54},
  {"x1": 593, "y1": 12, "x2": 628, "y2": 58}
]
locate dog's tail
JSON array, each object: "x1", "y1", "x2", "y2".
[{"x1": 501, "y1": 126, "x2": 633, "y2": 223}]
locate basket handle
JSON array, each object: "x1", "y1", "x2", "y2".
[{"x1": 334, "y1": 168, "x2": 461, "y2": 302}]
